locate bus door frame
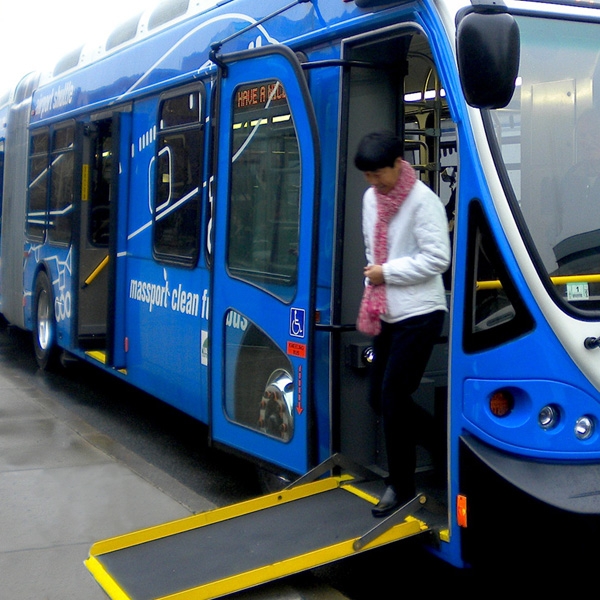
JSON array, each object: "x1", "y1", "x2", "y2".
[
  {"x1": 209, "y1": 45, "x2": 321, "y2": 474},
  {"x1": 78, "y1": 108, "x2": 131, "y2": 368}
]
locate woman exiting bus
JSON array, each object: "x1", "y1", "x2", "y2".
[{"x1": 354, "y1": 131, "x2": 450, "y2": 517}]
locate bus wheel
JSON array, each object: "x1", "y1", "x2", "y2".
[
  {"x1": 33, "y1": 271, "x2": 58, "y2": 370},
  {"x1": 258, "y1": 368, "x2": 294, "y2": 442},
  {"x1": 256, "y1": 465, "x2": 293, "y2": 494}
]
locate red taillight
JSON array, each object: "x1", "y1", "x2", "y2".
[{"x1": 489, "y1": 389, "x2": 514, "y2": 417}]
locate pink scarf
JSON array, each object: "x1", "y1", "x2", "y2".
[{"x1": 357, "y1": 160, "x2": 417, "y2": 336}]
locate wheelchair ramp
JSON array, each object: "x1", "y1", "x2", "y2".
[{"x1": 85, "y1": 473, "x2": 434, "y2": 600}]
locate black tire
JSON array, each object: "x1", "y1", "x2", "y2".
[
  {"x1": 255, "y1": 465, "x2": 293, "y2": 494},
  {"x1": 32, "y1": 271, "x2": 59, "y2": 370}
]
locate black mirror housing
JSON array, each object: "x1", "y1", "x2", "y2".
[{"x1": 456, "y1": 9, "x2": 520, "y2": 109}]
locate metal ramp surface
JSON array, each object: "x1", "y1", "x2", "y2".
[{"x1": 85, "y1": 458, "x2": 436, "y2": 600}]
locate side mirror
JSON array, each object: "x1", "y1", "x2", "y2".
[{"x1": 456, "y1": 8, "x2": 520, "y2": 109}]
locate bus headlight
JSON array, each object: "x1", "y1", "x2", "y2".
[
  {"x1": 575, "y1": 415, "x2": 595, "y2": 440},
  {"x1": 538, "y1": 404, "x2": 559, "y2": 430}
]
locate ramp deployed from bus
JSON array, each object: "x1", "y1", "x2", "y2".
[{"x1": 85, "y1": 455, "x2": 444, "y2": 600}]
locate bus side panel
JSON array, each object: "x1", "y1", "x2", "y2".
[
  {"x1": 124, "y1": 259, "x2": 208, "y2": 421},
  {"x1": 2, "y1": 99, "x2": 31, "y2": 329},
  {"x1": 121, "y1": 97, "x2": 208, "y2": 423}
]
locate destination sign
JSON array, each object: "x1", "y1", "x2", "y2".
[{"x1": 235, "y1": 81, "x2": 288, "y2": 111}]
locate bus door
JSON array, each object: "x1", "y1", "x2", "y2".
[
  {"x1": 210, "y1": 46, "x2": 320, "y2": 474},
  {"x1": 78, "y1": 111, "x2": 129, "y2": 367},
  {"x1": 338, "y1": 28, "x2": 455, "y2": 479}
]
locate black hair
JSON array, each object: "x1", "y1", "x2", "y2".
[{"x1": 354, "y1": 130, "x2": 403, "y2": 171}]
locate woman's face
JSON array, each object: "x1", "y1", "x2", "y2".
[{"x1": 362, "y1": 157, "x2": 403, "y2": 195}]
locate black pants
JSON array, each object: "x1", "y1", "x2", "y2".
[{"x1": 370, "y1": 310, "x2": 445, "y2": 499}]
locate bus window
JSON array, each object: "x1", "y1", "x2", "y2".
[
  {"x1": 228, "y1": 80, "x2": 300, "y2": 303},
  {"x1": 27, "y1": 129, "x2": 50, "y2": 241},
  {"x1": 153, "y1": 88, "x2": 203, "y2": 266},
  {"x1": 89, "y1": 120, "x2": 112, "y2": 247},
  {"x1": 487, "y1": 16, "x2": 600, "y2": 314},
  {"x1": 48, "y1": 123, "x2": 75, "y2": 245},
  {"x1": 464, "y1": 202, "x2": 534, "y2": 353}
]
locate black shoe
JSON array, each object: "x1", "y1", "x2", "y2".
[{"x1": 372, "y1": 486, "x2": 404, "y2": 518}]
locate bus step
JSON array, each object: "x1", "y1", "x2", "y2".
[
  {"x1": 85, "y1": 350, "x2": 107, "y2": 364},
  {"x1": 85, "y1": 474, "x2": 432, "y2": 599}
]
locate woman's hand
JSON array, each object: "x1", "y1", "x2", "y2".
[{"x1": 364, "y1": 264, "x2": 384, "y2": 285}]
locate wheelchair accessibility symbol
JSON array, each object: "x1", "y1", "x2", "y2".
[{"x1": 289, "y1": 307, "x2": 305, "y2": 339}]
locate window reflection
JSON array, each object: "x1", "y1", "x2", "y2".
[
  {"x1": 224, "y1": 310, "x2": 294, "y2": 442},
  {"x1": 488, "y1": 17, "x2": 600, "y2": 311}
]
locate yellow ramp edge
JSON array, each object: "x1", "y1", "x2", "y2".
[{"x1": 85, "y1": 556, "x2": 133, "y2": 600}]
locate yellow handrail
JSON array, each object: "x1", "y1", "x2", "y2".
[
  {"x1": 82, "y1": 255, "x2": 109, "y2": 289},
  {"x1": 476, "y1": 273, "x2": 600, "y2": 290}
]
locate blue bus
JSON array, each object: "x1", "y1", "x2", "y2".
[{"x1": 3, "y1": 0, "x2": 600, "y2": 575}]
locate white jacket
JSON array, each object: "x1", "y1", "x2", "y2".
[{"x1": 362, "y1": 179, "x2": 451, "y2": 323}]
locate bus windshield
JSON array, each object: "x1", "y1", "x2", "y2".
[{"x1": 488, "y1": 14, "x2": 600, "y2": 313}]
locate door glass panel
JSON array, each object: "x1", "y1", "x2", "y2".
[
  {"x1": 228, "y1": 80, "x2": 300, "y2": 303},
  {"x1": 224, "y1": 310, "x2": 294, "y2": 442},
  {"x1": 49, "y1": 124, "x2": 75, "y2": 245},
  {"x1": 27, "y1": 130, "x2": 49, "y2": 241},
  {"x1": 89, "y1": 120, "x2": 112, "y2": 247}
]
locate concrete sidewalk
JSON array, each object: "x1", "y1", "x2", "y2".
[
  {"x1": 0, "y1": 363, "x2": 203, "y2": 599},
  {"x1": 0, "y1": 335, "x2": 346, "y2": 599}
]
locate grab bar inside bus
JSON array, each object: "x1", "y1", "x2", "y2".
[
  {"x1": 82, "y1": 256, "x2": 109, "y2": 289},
  {"x1": 477, "y1": 273, "x2": 600, "y2": 290}
]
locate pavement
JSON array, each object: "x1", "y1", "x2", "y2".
[{"x1": 0, "y1": 329, "x2": 348, "y2": 600}]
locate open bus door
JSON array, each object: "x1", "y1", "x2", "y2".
[
  {"x1": 77, "y1": 110, "x2": 130, "y2": 368},
  {"x1": 209, "y1": 45, "x2": 320, "y2": 475}
]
